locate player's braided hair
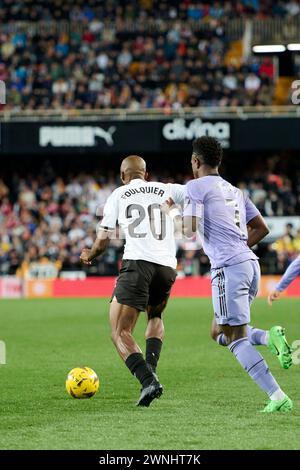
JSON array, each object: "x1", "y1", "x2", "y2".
[{"x1": 192, "y1": 136, "x2": 223, "y2": 168}]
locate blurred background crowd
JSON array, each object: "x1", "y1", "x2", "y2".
[
  {"x1": 1, "y1": 0, "x2": 294, "y2": 110},
  {"x1": 2, "y1": 0, "x2": 300, "y2": 22},
  {"x1": 1, "y1": 152, "x2": 300, "y2": 278}
]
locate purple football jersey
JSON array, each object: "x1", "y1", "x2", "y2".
[{"x1": 183, "y1": 175, "x2": 260, "y2": 269}]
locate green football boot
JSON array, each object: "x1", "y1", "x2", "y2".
[
  {"x1": 267, "y1": 326, "x2": 292, "y2": 369},
  {"x1": 261, "y1": 396, "x2": 293, "y2": 413}
]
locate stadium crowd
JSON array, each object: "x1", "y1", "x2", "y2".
[
  {"x1": 1, "y1": 0, "x2": 299, "y2": 22},
  {"x1": 0, "y1": 0, "x2": 285, "y2": 111},
  {"x1": 1, "y1": 156, "x2": 300, "y2": 277}
]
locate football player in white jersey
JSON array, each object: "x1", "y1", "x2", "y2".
[{"x1": 80, "y1": 155, "x2": 184, "y2": 407}]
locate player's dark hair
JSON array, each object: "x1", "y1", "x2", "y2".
[{"x1": 192, "y1": 136, "x2": 223, "y2": 168}]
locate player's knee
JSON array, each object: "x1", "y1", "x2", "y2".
[
  {"x1": 147, "y1": 308, "x2": 163, "y2": 320},
  {"x1": 147, "y1": 299, "x2": 168, "y2": 320},
  {"x1": 225, "y1": 329, "x2": 246, "y2": 344}
]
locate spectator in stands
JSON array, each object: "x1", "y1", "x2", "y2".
[
  {"x1": 293, "y1": 228, "x2": 300, "y2": 252},
  {"x1": 2, "y1": 152, "x2": 300, "y2": 277},
  {"x1": 0, "y1": 0, "x2": 279, "y2": 111},
  {"x1": 272, "y1": 223, "x2": 298, "y2": 272}
]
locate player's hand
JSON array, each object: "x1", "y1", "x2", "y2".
[
  {"x1": 161, "y1": 197, "x2": 175, "y2": 215},
  {"x1": 80, "y1": 249, "x2": 92, "y2": 265},
  {"x1": 268, "y1": 290, "x2": 281, "y2": 306}
]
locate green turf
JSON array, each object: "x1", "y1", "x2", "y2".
[{"x1": 0, "y1": 297, "x2": 299, "y2": 450}]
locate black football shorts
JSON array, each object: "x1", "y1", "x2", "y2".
[{"x1": 111, "y1": 259, "x2": 177, "y2": 312}]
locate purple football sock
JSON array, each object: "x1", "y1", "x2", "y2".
[
  {"x1": 216, "y1": 333, "x2": 227, "y2": 346},
  {"x1": 247, "y1": 325, "x2": 267, "y2": 346},
  {"x1": 228, "y1": 337, "x2": 280, "y2": 397}
]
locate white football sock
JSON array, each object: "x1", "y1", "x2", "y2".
[{"x1": 270, "y1": 388, "x2": 286, "y2": 401}]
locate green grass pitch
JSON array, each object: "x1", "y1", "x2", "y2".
[{"x1": 0, "y1": 297, "x2": 299, "y2": 450}]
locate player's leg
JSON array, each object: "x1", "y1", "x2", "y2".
[
  {"x1": 211, "y1": 317, "x2": 226, "y2": 345},
  {"x1": 212, "y1": 317, "x2": 268, "y2": 346},
  {"x1": 145, "y1": 265, "x2": 177, "y2": 374},
  {"x1": 247, "y1": 262, "x2": 292, "y2": 368},
  {"x1": 211, "y1": 266, "x2": 267, "y2": 346},
  {"x1": 221, "y1": 323, "x2": 292, "y2": 412},
  {"x1": 210, "y1": 269, "x2": 251, "y2": 345},
  {"x1": 110, "y1": 259, "x2": 161, "y2": 406},
  {"x1": 145, "y1": 300, "x2": 167, "y2": 374},
  {"x1": 109, "y1": 299, "x2": 155, "y2": 389},
  {"x1": 246, "y1": 324, "x2": 292, "y2": 363},
  {"x1": 212, "y1": 261, "x2": 292, "y2": 412},
  {"x1": 211, "y1": 268, "x2": 292, "y2": 368},
  {"x1": 245, "y1": 263, "x2": 269, "y2": 346},
  {"x1": 110, "y1": 299, "x2": 141, "y2": 360}
]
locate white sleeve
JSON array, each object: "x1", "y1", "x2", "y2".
[
  {"x1": 170, "y1": 183, "x2": 185, "y2": 207},
  {"x1": 99, "y1": 191, "x2": 118, "y2": 231}
]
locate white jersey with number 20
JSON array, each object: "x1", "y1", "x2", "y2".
[{"x1": 99, "y1": 178, "x2": 185, "y2": 269}]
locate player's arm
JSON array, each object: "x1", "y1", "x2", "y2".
[
  {"x1": 161, "y1": 198, "x2": 182, "y2": 232},
  {"x1": 182, "y1": 182, "x2": 203, "y2": 237},
  {"x1": 163, "y1": 184, "x2": 187, "y2": 236},
  {"x1": 172, "y1": 181, "x2": 202, "y2": 237},
  {"x1": 80, "y1": 190, "x2": 118, "y2": 265},
  {"x1": 162, "y1": 191, "x2": 201, "y2": 238},
  {"x1": 247, "y1": 214, "x2": 269, "y2": 247},
  {"x1": 80, "y1": 230, "x2": 111, "y2": 265},
  {"x1": 168, "y1": 211, "x2": 199, "y2": 238},
  {"x1": 182, "y1": 215, "x2": 200, "y2": 237},
  {"x1": 268, "y1": 256, "x2": 300, "y2": 305},
  {"x1": 245, "y1": 195, "x2": 269, "y2": 247},
  {"x1": 169, "y1": 183, "x2": 185, "y2": 207}
]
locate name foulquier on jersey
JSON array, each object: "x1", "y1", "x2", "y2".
[
  {"x1": 99, "y1": 179, "x2": 184, "y2": 269},
  {"x1": 121, "y1": 185, "x2": 166, "y2": 199}
]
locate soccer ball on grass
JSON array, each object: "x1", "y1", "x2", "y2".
[{"x1": 66, "y1": 367, "x2": 99, "y2": 399}]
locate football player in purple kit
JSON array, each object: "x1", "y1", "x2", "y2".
[{"x1": 165, "y1": 136, "x2": 293, "y2": 413}]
